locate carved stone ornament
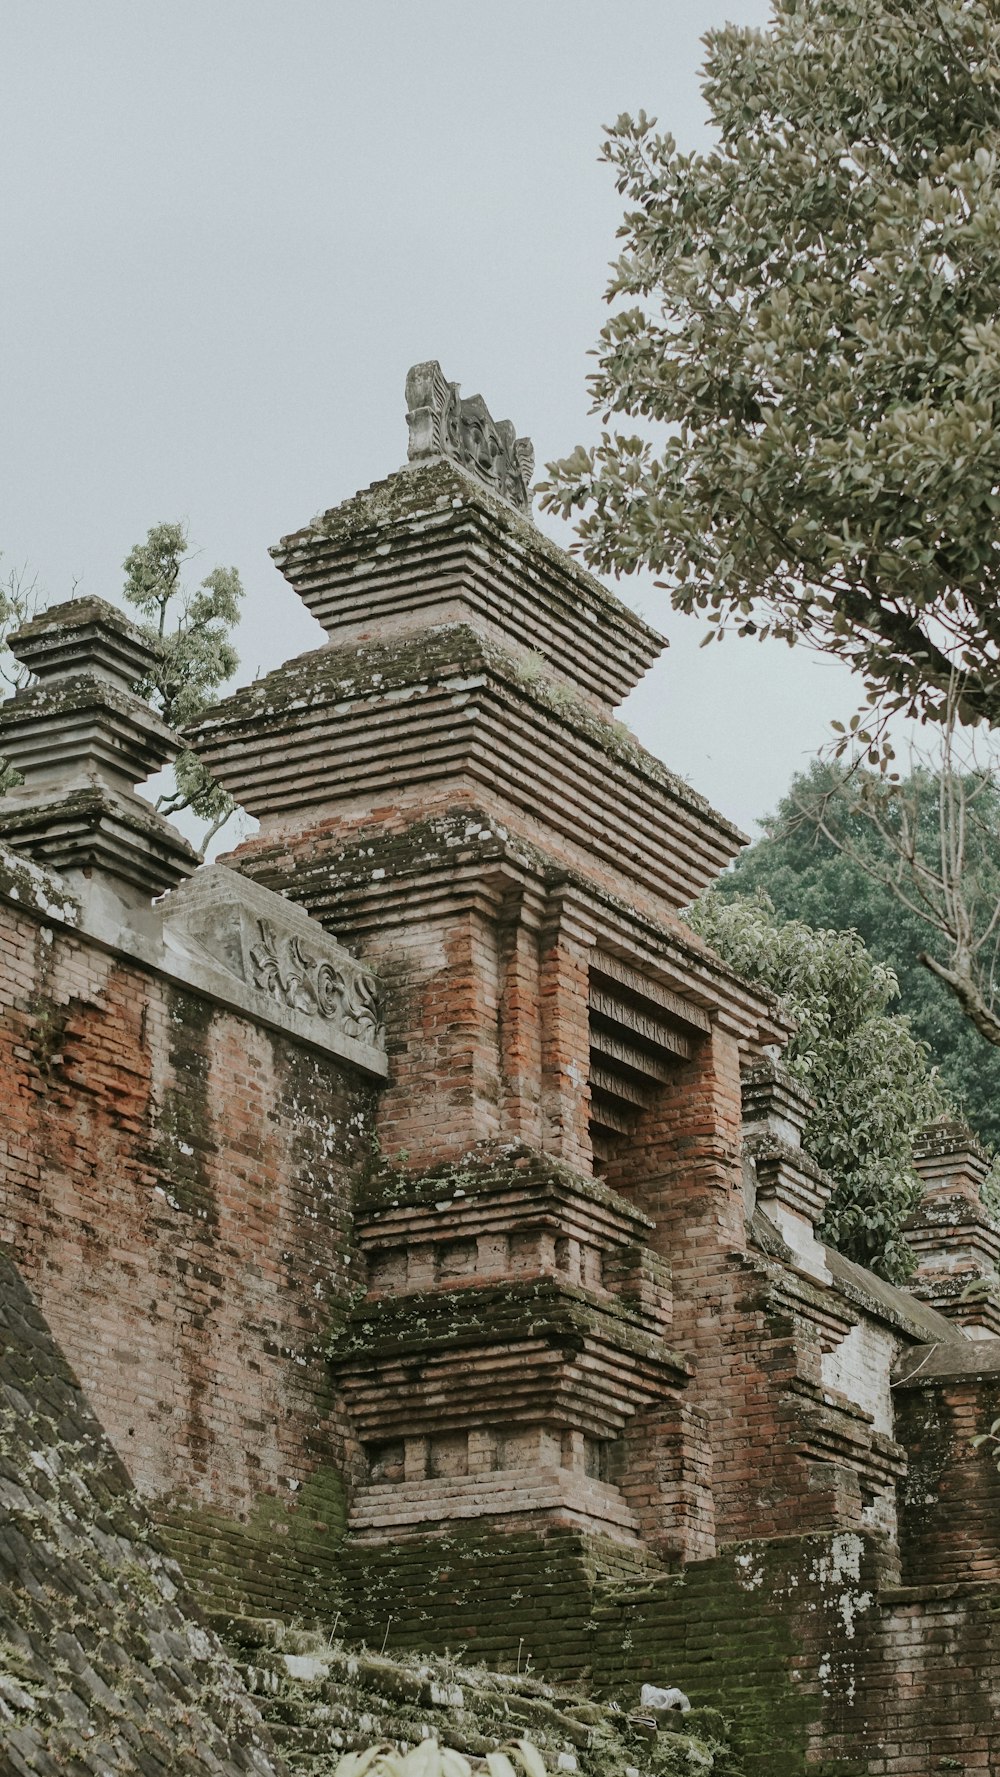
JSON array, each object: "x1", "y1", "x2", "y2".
[
  {"x1": 248, "y1": 917, "x2": 383, "y2": 1046},
  {"x1": 405, "y1": 360, "x2": 535, "y2": 512},
  {"x1": 161, "y1": 865, "x2": 386, "y2": 1070}
]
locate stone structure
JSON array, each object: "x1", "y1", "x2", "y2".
[
  {"x1": 2, "y1": 367, "x2": 1000, "y2": 1775},
  {"x1": 405, "y1": 359, "x2": 534, "y2": 512}
]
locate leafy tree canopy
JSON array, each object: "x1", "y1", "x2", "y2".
[
  {"x1": 723, "y1": 758, "x2": 1000, "y2": 1149},
  {"x1": 689, "y1": 887, "x2": 946, "y2": 1280},
  {"x1": 541, "y1": 0, "x2": 1000, "y2": 732},
  {"x1": 122, "y1": 521, "x2": 243, "y2": 838}
]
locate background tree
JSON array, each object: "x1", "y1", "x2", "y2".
[
  {"x1": 0, "y1": 556, "x2": 40, "y2": 794},
  {"x1": 689, "y1": 888, "x2": 947, "y2": 1280},
  {"x1": 122, "y1": 521, "x2": 243, "y2": 852},
  {"x1": 721, "y1": 758, "x2": 1000, "y2": 1151},
  {"x1": 780, "y1": 711, "x2": 1000, "y2": 1050},
  {"x1": 541, "y1": 0, "x2": 1000, "y2": 737}
]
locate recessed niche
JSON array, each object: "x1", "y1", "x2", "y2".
[
  {"x1": 435, "y1": 1237, "x2": 478, "y2": 1281},
  {"x1": 366, "y1": 1438, "x2": 405, "y2": 1483},
  {"x1": 428, "y1": 1431, "x2": 469, "y2": 1478},
  {"x1": 509, "y1": 1231, "x2": 540, "y2": 1274},
  {"x1": 584, "y1": 1435, "x2": 619, "y2": 1484},
  {"x1": 555, "y1": 1236, "x2": 583, "y2": 1282},
  {"x1": 367, "y1": 1247, "x2": 407, "y2": 1291}
]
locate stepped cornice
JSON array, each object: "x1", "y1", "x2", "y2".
[
  {"x1": 232, "y1": 808, "x2": 790, "y2": 1054},
  {"x1": 269, "y1": 456, "x2": 665, "y2": 711},
  {"x1": 190, "y1": 623, "x2": 745, "y2": 915}
]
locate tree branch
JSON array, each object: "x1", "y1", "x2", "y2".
[{"x1": 919, "y1": 950, "x2": 1000, "y2": 1048}]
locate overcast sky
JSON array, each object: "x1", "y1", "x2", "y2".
[{"x1": 1, "y1": 0, "x2": 866, "y2": 840}]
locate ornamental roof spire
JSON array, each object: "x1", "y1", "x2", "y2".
[
  {"x1": 0, "y1": 596, "x2": 197, "y2": 900},
  {"x1": 404, "y1": 360, "x2": 534, "y2": 513}
]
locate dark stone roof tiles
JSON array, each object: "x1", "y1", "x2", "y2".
[{"x1": 0, "y1": 1249, "x2": 285, "y2": 1777}]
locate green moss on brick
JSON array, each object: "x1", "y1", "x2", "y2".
[
  {"x1": 592, "y1": 1536, "x2": 887, "y2": 1777},
  {"x1": 342, "y1": 1527, "x2": 654, "y2": 1679},
  {"x1": 338, "y1": 1529, "x2": 886, "y2": 1774},
  {"x1": 155, "y1": 1463, "x2": 349, "y2": 1622},
  {"x1": 154, "y1": 987, "x2": 220, "y2": 1226}
]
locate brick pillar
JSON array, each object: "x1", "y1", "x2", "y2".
[
  {"x1": 496, "y1": 885, "x2": 544, "y2": 1149},
  {"x1": 537, "y1": 887, "x2": 595, "y2": 1174},
  {"x1": 742, "y1": 1059, "x2": 831, "y2": 1281},
  {"x1": 617, "y1": 1021, "x2": 746, "y2": 1251},
  {"x1": 375, "y1": 899, "x2": 506, "y2": 1169},
  {"x1": 621, "y1": 1398, "x2": 714, "y2": 1564},
  {"x1": 907, "y1": 1121, "x2": 1000, "y2": 1338}
]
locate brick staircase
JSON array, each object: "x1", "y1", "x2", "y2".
[{"x1": 210, "y1": 1616, "x2": 738, "y2": 1776}]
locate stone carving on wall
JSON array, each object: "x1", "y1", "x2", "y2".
[
  {"x1": 249, "y1": 918, "x2": 384, "y2": 1045},
  {"x1": 161, "y1": 864, "x2": 386, "y2": 1071},
  {"x1": 405, "y1": 360, "x2": 534, "y2": 512}
]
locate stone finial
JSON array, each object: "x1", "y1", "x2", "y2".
[
  {"x1": 742, "y1": 1059, "x2": 831, "y2": 1277},
  {"x1": 0, "y1": 597, "x2": 197, "y2": 900},
  {"x1": 742, "y1": 1059, "x2": 813, "y2": 1150},
  {"x1": 405, "y1": 360, "x2": 534, "y2": 512},
  {"x1": 906, "y1": 1120, "x2": 1000, "y2": 1339}
]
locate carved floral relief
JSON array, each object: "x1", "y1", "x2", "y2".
[{"x1": 248, "y1": 918, "x2": 384, "y2": 1047}]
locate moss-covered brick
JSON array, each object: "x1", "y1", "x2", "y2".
[
  {"x1": 156, "y1": 1463, "x2": 349, "y2": 1622},
  {"x1": 355, "y1": 1141, "x2": 657, "y2": 1225},
  {"x1": 191, "y1": 619, "x2": 720, "y2": 828},
  {"x1": 332, "y1": 1275, "x2": 680, "y2": 1369},
  {"x1": 0, "y1": 1247, "x2": 282, "y2": 1777},
  {"x1": 340, "y1": 1526, "x2": 655, "y2": 1680},
  {"x1": 591, "y1": 1535, "x2": 888, "y2": 1777},
  {"x1": 213, "y1": 1615, "x2": 748, "y2": 1776}
]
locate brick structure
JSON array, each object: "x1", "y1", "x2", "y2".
[
  {"x1": 906, "y1": 1120, "x2": 1000, "y2": 1337},
  {"x1": 2, "y1": 362, "x2": 1000, "y2": 1773},
  {"x1": 0, "y1": 599, "x2": 385, "y2": 1620}
]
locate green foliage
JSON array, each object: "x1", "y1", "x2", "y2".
[
  {"x1": 541, "y1": 0, "x2": 1000, "y2": 730},
  {"x1": 0, "y1": 557, "x2": 39, "y2": 794},
  {"x1": 971, "y1": 1415, "x2": 1000, "y2": 1470},
  {"x1": 689, "y1": 888, "x2": 946, "y2": 1279},
  {"x1": 722, "y1": 759, "x2": 1000, "y2": 1152},
  {"x1": 334, "y1": 1739, "x2": 547, "y2": 1777},
  {"x1": 122, "y1": 521, "x2": 243, "y2": 833}
]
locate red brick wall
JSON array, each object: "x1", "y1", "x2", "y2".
[
  {"x1": 0, "y1": 896, "x2": 374, "y2": 1581},
  {"x1": 372, "y1": 904, "x2": 506, "y2": 1168},
  {"x1": 863, "y1": 1588, "x2": 1000, "y2": 1775},
  {"x1": 895, "y1": 1371, "x2": 1000, "y2": 1587},
  {"x1": 606, "y1": 1028, "x2": 878, "y2": 1552}
]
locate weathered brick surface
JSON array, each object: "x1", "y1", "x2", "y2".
[
  {"x1": 895, "y1": 1360, "x2": 1000, "y2": 1587},
  {"x1": 861, "y1": 1587, "x2": 1000, "y2": 1775},
  {"x1": 591, "y1": 1535, "x2": 862, "y2": 1775},
  {"x1": 5, "y1": 438, "x2": 1000, "y2": 1773},
  {"x1": 340, "y1": 1525, "x2": 655, "y2": 1679},
  {"x1": 601, "y1": 1028, "x2": 888, "y2": 1553},
  {"x1": 0, "y1": 1245, "x2": 284, "y2": 1776},
  {"x1": 0, "y1": 894, "x2": 375, "y2": 1616}
]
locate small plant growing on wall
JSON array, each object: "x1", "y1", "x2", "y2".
[
  {"x1": 971, "y1": 1418, "x2": 1000, "y2": 1466},
  {"x1": 122, "y1": 519, "x2": 244, "y2": 852}
]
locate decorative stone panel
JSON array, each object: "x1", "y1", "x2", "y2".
[
  {"x1": 161, "y1": 864, "x2": 386, "y2": 1076},
  {"x1": 405, "y1": 359, "x2": 534, "y2": 512}
]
